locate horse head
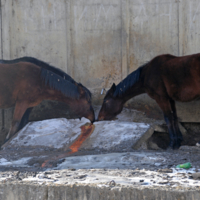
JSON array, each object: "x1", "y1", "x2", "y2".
[
  {"x1": 98, "y1": 83, "x2": 124, "y2": 121},
  {"x1": 73, "y1": 83, "x2": 95, "y2": 123}
]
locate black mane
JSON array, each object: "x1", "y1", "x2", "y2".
[
  {"x1": 0, "y1": 57, "x2": 91, "y2": 100},
  {"x1": 113, "y1": 65, "x2": 143, "y2": 97},
  {"x1": 40, "y1": 68, "x2": 80, "y2": 99}
]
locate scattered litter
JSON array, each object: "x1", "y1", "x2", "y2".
[{"x1": 176, "y1": 162, "x2": 192, "y2": 169}]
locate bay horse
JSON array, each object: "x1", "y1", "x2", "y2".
[
  {"x1": 0, "y1": 60, "x2": 95, "y2": 143},
  {"x1": 0, "y1": 57, "x2": 78, "y2": 132},
  {"x1": 98, "y1": 53, "x2": 200, "y2": 149}
]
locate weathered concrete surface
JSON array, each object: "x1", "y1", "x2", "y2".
[
  {"x1": 2, "y1": 117, "x2": 152, "y2": 152},
  {"x1": 3, "y1": 118, "x2": 90, "y2": 150},
  {"x1": 0, "y1": 183, "x2": 199, "y2": 200},
  {"x1": 0, "y1": 167, "x2": 200, "y2": 200},
  {"x1": 0, "y1": 183, "x2": 198, "y2": 200}
]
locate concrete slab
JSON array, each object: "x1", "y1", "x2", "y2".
[
  {"x1": 3, "y1": 118, "x2": 90, "y2": 150},
  {"x1": 3, "y1": 118, "x2": 153, "y2": 152},
  {"x1": 80, "y1": 121, "x2": 151, "y2": 152}
]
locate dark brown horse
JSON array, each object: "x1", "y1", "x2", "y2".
[
  {"x1": 0, "y1": 57, "x2": 78, "y2": 132},
  {"x1": 0, "y1": 61, "x2": 95, "y2": 143},
  {"x1": 98, "y1": 53, "x2": 200, "y2": 149}
]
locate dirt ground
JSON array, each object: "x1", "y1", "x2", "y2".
[{"x1": 0, "y1": 106, "x2": 198, "y2": 191}]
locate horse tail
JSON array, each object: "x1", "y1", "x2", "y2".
[
  {"x1": 40, "y1": 68, "x2": 80, "y2": 99},
  {"x1": 114, "y1": 66, "x2": 143, "y2": 97}
]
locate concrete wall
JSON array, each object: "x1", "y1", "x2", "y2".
[{"x1": 0, "y1": 0, "x2": 200, "y2": 132}]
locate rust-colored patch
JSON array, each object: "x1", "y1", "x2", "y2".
[
  {"x1": 41, "y1": 159, "x2": 52, "y2": 168},
  {"x1": 69, "y1": 123, "x2": 95, "y2": 153},
  {"x1": 41, "y1": 123, "x2": 95, "y2": 168}
]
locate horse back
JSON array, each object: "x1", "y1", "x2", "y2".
[
  {"x1": 0, "y1": 62, "x2": 42, "y2": 107},
  {"x1": 0, "y1": 62, "x2": 41, "y2": 82},
  {"x1": 147, "y1": 53, "x2": 200, "y2": 102},
  {"x1": 141, "y1": 54, "x2": 177, "y2": 90}
]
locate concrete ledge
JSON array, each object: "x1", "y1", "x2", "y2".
[
  {"x1": 0, "y1": 182, "x2": 199, "y2": 200},
  {"x1": 0, "y1": 166, "x2": 200, "y2": 200}
]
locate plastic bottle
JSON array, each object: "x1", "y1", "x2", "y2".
[{"x1": 176, "y1": 162, "x2": 192, "y2": 169}]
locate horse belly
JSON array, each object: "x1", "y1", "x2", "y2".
[
  {"x1": 0, "y1": 85, "x2": 16, "y2": 108},
  {"x1": 169, "y1": 85, "x2": 200, "y2": 102}
]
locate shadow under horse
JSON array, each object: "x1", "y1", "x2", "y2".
[
  {"x1": 0, "y1": 59, "x2": 95, "y2": 143},
  {"x1": 98, "y1": 53, "x2": 200, "y2": 149}
]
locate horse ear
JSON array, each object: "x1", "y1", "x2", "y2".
[
  {"x1": 110, "y1": 83, "x2": 116, "y2": 91},
  {"x1": 109, "y1": 83, "x2": 116, "y2": 95}
]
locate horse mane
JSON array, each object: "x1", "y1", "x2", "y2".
[
  {"x1": 40, "y1": 68, "x2": 81, "y2": 99},
  {"x1": 113, "y1": 65, "x2": 144, "y2": 97},
  {"x1": 0, "y1": 57, "x2": 92, "y2": 100}
]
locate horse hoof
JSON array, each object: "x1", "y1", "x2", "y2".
[
  {"x1": 167, "y1": 142, "x2": 180, "y2": 150},
  {"x1": 173, "y1": 145, "x2": 180, "y2": 150},
  {"x1": 173, "y1": 142, "x2": 181, "y2": 150},
  {"x1": 166, "y1": 146, "x2": 173, "y2": 151}
]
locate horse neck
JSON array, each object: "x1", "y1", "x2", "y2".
[
  {"x1": 45, "y1": 89, "x2": 77, "y2": 106},
  {"x1": 120, "y1": 81, "x2": 145, "y2": 104}
]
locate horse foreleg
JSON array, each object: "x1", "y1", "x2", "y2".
[
  {"x1": 163, "y1": 114, "x2": 178, "y2": 149},
  {"x1": 17, "y1": 107, "x2": 33, "y2": 132},
  {"x1": 169, "y1": 99, "x2": 183, "y2": 147},
  {"x1": 5, "y1": 102, "x2": 30, "y2": 142},
  {"x1": 155, "y1": 97, "x2": 181, "y2": 149}
]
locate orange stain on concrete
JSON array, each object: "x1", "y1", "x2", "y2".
[
  {"x1": 41, "y1": 123, "x2": 95, "y2": 168},
  {"x1": 69, "y1": 123, "x2": 95, "y2": 153}
]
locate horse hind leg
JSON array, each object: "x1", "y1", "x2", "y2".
[{"x1": 5, "y1": 102, "x2": 30, "y2": 143}]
